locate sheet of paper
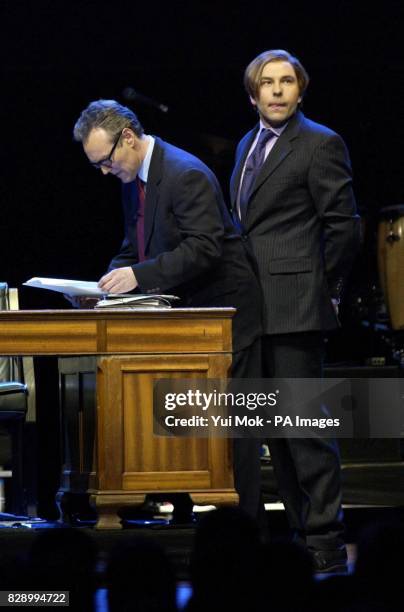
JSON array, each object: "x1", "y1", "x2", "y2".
[{"x1": 23, "y1": 277, "x2": 104, "y2": 297}]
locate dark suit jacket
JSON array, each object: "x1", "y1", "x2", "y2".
[
  {"x1": 230, "y1": 111, "x2": 360, "y2": 335},
  {"x1": 109, "y1": 137, "x2": 262, "y2": 352}
]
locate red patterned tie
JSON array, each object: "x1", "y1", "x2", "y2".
[{"x1": 136, "y1": 176, "x2": 146, "y2": 262}]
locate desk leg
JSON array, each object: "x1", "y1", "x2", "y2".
[{"x1": 90, "y1": 493, "x2": 147, "y2": 530}]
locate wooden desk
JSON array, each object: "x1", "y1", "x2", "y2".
[{"x1": 0, "y1": 309, "x2": 237, "y2": 528}]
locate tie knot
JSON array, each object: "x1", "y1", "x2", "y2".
[
  {"x1": 256, "y1": 128, "x2": 275, "y2": 149},
  {"x1": 245, "y1": 129, "x2": 275, "y2": 173}
]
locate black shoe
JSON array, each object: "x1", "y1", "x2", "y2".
[{"x1": 310, "y1": 547, "x2": 348, "y2": 574}]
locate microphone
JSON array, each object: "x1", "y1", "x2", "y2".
[{"x1": 122, "y1": 87, "x2": 169, "y2": 113}]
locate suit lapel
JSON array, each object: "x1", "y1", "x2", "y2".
[
  {"x1": 250, "y1": 111, "x2": 303, "y2": 195},
  {"x1": 251, "y1": 137, "x2": 293, "y2": 193},
  {"x1": 144, "y1": 137, "x2": 163, "y2": 253},
  {"x1": 230, "y1": 128, "x2": 258, "y2": 208}
]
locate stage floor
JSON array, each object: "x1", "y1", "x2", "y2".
[{"x1": 1, "y1": 504, "x2": 402, "y2": 579}]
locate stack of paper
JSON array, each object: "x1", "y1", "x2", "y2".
[{"x1": 95, "y1": 295, "x2": 179, "y2": 309}]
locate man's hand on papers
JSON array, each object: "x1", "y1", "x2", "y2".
[
  {"x1": 98, "y1": 267, "x2": 138, "y2": 294},
  {"x1": 64, "y1": 295, "x2": 99, "y2": 309}
]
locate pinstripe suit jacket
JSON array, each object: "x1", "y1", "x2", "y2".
[{"x1": 230, "y1": 111, "x2": 360, "y2": 335}]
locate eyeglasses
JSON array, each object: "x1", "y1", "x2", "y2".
[{"x1": 91, "y1": 130, "x2": 123, "y2": 169}]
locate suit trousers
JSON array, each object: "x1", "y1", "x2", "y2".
[
  {"x1": 231, "y1": 337, "x2": 265, "y2": 526},
  {"x1": 262, "y1": 332, "x2": 345, "y2": 550}
]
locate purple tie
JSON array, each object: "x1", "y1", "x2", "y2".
[{"x1": 239, "y1": 129, "x2": 275, "y2": 222}]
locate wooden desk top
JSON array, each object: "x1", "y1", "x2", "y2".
[{"x1": 0, "y1": 308, "x2": 234, "y2": 355}]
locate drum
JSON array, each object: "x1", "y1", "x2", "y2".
[{"x1": 378, "y1": 205, "x2": 404, "y2": 329}]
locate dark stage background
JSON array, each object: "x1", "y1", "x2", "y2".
[
  {"x1": 2, "y1": 0, "x2": 404, "y2": 359},
  {"x1": 2, "y1": 0, "x2": 404, "y2": 519}
]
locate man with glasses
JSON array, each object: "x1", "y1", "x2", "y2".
[
  {"x1": 90, "y1": 129, "x2": 123, "y2": 170},
  {"x1": 73, "y1": 99, "x2": 264, "y2": 523}
]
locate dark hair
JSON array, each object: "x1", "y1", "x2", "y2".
[
  {"x1": 73, "y1": 99, "x2": 144, "y2": 144},
  {"x1": 244, "y1": 49, "x2": 309, "y2": 100}
]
